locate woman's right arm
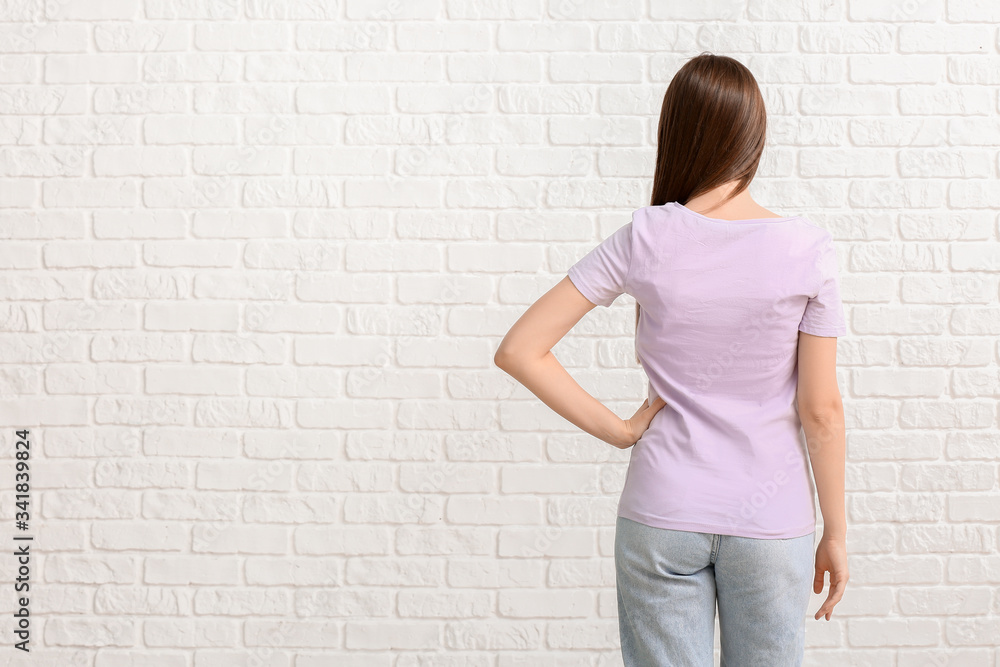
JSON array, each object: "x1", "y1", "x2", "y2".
[{"x1": 797, "y1": 331, "x2": 849, "y2": 620}]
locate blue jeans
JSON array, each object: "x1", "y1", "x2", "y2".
[{"x1": 615, "y1": 516, "x2": 815, "y2": 666}]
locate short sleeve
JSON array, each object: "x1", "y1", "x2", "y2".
[
  {"x1": 798, "y1": 233, "x2": 847, "y2": 337},
  {"x1": 567, "y1": 222, "x2": 633, "y2": 308}
]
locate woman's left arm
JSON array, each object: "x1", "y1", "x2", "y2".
[{"x1": 494, "y1": 277, "x2": 664, "y2": 449}]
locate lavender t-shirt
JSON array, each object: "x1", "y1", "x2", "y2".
[{"x1": 567, "y1": 202, "x2": 847, "y2": 539}]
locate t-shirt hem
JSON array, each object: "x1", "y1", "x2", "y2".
[
  {"x1": 798, "y1": 323, "x2": 847, "y2": 337},
  {"x1": 566, "y1": 268, "x2": 610, "y2": 308},
  {"x1": 617, "y1": 508, "x2": 816, "y2": 540}
]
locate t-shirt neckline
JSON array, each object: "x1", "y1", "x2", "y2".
[{"x1": 670, "y1": 201, "x2": 801, "y2": 224}]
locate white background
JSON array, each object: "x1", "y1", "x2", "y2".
[{"x1": 0, "y1": 0, "x2": 998, "y2": 664}]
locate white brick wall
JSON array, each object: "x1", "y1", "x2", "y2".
[{"x1": 0, "y1": 0, "x2": 997, "y2": 664}]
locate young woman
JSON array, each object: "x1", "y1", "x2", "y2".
[{"x1": 494, "y1": 52, "x2": 849, "y2": 665}]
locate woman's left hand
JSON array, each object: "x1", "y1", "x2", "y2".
[{"x1": 613, "y1": 397, "x2": 667, "y2": 449}]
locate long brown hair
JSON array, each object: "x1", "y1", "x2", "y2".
[{"x1": 635, "y1": 53, "x2": 768, "y2": 365}]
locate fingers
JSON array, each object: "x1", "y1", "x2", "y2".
[
  {"x1": 814, "y1": 574, "x2": 848, "y2": 621},
  {"x1": 815, "y1": 596, "x2": 833, "y2": 621},
  {"x1": 815, "y1": 586, "x2": 835, "y2": 620},
  {"x1": 817, "y1": 589, "x2": 840, "y2": 620},
  {"x1": 828, "y1": 576, "x2": 848, "y2": 606},
  {"x1": 646, "y1": 399, "x2": 666, "y2": 423},
  {"x1": 813, "y1": 568, "x2": 825, "y2": 594}
]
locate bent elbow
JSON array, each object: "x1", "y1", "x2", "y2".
[
  {"x1": 798, "y1": 399, "x2": 844, "y2": 424},
  {"x1": 494, "y1": 347, "x2": 514, "y2": 370}
]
